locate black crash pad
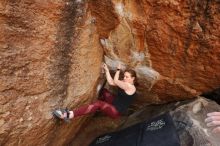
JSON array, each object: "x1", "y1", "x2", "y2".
[{"x1": 89, "y1": 113, "x2": 180, "y2": 146}]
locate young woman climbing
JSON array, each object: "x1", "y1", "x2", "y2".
[{"x1": 53, "y1": 63, "x2": 137, "y2": 121}]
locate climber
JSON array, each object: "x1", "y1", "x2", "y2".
[
  {"x1": 205, "y1": 112, "x2": 220, "y2": 134},
  {"x1": 53, "y1": 62, "x2": 137, "y2": 121}
]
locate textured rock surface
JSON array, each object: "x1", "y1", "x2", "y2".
[
  {"x1": 0, "y1": 0, "x2": 102, "y2": 145},
  {"x1": 99, "y1": 0, "x2": 220, "y2": 103},
  {"x1": 0, "y1": 0, "x2": 219, "y2": 145}
]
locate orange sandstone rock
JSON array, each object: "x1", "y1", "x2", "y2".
[{"x1": 0, "y1": 0, "x2": 219, "y2": 145}]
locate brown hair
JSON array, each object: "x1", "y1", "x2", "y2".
[{"x1": 124, "y1": 69, "x2": 138, "y2": 86}]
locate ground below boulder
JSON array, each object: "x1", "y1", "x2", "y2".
[{"x1": 70, "y1": 97, "x2": 220, "y2": 146}]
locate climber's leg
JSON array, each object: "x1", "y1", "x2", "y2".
[
  {"x1": 73, "y1": 100, "x2": 120, "y2": 118},
  {"x1": 99, "y1": 88, "x2": 115, "y2": 104}
]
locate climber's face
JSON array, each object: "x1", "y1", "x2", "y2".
[{"x1": 123, "y1": 72, "x2": 135, "y2": 84}]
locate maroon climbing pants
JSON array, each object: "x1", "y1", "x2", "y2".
[{"x1": 73, "y1": 88, "x2": 120, "y2": 119}]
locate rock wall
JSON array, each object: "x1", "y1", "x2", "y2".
[
  {"x1": 0, "y1": 0, "x2": 102, "y2": 145},
  {"x1": 0, "y1": 0, "x2": 219, "y2": 145},
  {"x1": 98, "y1": 0, "x2": 220, "y2": 103}
]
